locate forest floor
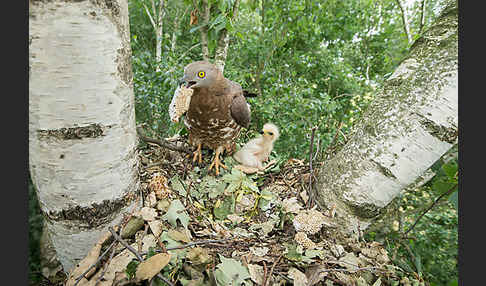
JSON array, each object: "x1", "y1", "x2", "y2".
[{"x1": 52, "y1": 135, "x2": 417, "y2": 286}]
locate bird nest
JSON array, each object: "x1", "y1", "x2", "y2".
[{"x1": 63, "y1": 140, "x2": 410, "y2": 286}]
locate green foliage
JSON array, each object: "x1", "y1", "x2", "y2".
[
  {"x1": 366, "y1": 148, "x2": 458, "y2": 286},
  {"x1": 28, "y1": 176, "x2": 44, "y2": 283}
]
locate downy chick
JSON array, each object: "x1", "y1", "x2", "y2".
[{"x1": 233, "y1": 123, "x2": 279, "y2": 169}]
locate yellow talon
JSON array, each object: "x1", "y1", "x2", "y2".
[
  {"x1": 192, "y1": 143, "x2": 202, "y2": 164},
  {"x1": 208, "y1": 147, "x2": 227, "y2": 176}
]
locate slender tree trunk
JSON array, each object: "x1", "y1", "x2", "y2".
[
  {"x1": 419, "y1": 0, "x2": 427, "y2": 33},
  {"x1": 316, "y1": 0, "x2": 457, "y2": 237},
  {"x1": 214, "y1": 0, "x2": 241, "y2": 73},
  {"x1": 199, "y1": 0, "x2": 210, "y2": 61},
  {"x1": 29, "y1": 0, "x2": 139, "y2": 272},
  {"x1": 144, "y1": 0, "x2": 165, "y2": 72},
  {"x1": 155, "y1": 0, "x2": 165, "y2": 72},
  {"x1": 396, "y1": 0, "x2": 413, "y2": 44}
]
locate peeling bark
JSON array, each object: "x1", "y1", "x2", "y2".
[
  {"x1": 316, "y1": 0, "x2": 457, "y2": 236},
  {"x1": 29, "y1": 0, "x2": 139, "y2": 272}
]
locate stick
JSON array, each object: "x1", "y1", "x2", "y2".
[
  {"x1": 264, "y1": 255, "x2": 282, "y2": 286},
  {"x1": 404, "y1": 183, "x2": 458, "y2": 235},
  {"x1": 95, "y1": 241, "x2": 118, "y2": 286},
  {"x1": 137, "y1": 127, "x2": 192, "y2": 154},
  {"x1": 73, "y1": 240, "x2": 117, "y2": 286},
  {"x1": 108, "y1": 227, "x2": 175, "y2": 286},
  {"x1": 142, "y1": 238, "x2": 232, "y2": 256},
  {"x1": 307, "y1": 126, "x2": 318, "y2": 208}
]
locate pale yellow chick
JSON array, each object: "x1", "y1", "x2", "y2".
[{"x1": 233, "y1": 123, "x2": 279, "y2": 170}]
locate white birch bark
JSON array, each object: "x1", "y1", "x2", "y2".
[
  {"x1": 143, "y1": 0, "x2": 165, "y2": 71},
  {"x1": 214, "y1": 0, "x2": 241, "y2": 73},
  {"x1": 29, "y1": 0, "x2": 139, "y2": 272},
  {"x1": 316, "y1": 1, "x2": 457, "y2": 236}
]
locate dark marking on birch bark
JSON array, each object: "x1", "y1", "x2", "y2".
[
  {"x1": 371, "y1": 159, "x2": 398, "y2": 180},
  {"x1": 419, "y1": 117, "x2": 457, "y2": 144},
  {"x1": 37, "y1": 123, "x2": 112, "y2": 140},
  {"x1": 44, "y1": 189, "x2": 138, "y2": 229}
]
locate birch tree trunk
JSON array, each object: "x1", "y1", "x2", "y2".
[
  {"x1": 29, "y1": 0, "x2": 139, "y2": 273},
  {"x1": 199, "y1": 0, "x2": 211, "y2": 61},
  {"x1": 316, "y1": 0, "x2": 457, "y2": 237},
  {"x1": 214, "y1": 0, "x2": 241, "y2": 73}
]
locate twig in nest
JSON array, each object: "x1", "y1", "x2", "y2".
[
  {"x1": 264, "y1": 254, "x2": 282, "y2": 286},
  {"x1": 404, "y1": 183, "x2": 458, "y2": 235},
  {"x1": 261, "y1": 261, "x2": 268, "y2": 286},
  {"x1": 74, "y1": 239, "x2": 118, "y2": 285},
  {"x1": 108, "y1": 227, "x2": 175, "y2": 286},
  {"x1": 137, "y1": 127, "x2": 192, "y2": 154},
  {"x1": 95, "y1": 241, "x2": 118, "y2": 286},
  {"x1": 143, "y1": 238, "x2": 233, "y2": 255},
  {"x1": 307, "y1": 126, "x2": 318, "y2": 209}
]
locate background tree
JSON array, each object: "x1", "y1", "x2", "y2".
[
  {"x1": 29, "y1": 0, "x2": 139, "y2": 272},
  {"x1": 315, "y1": 0, "x2": 457, "y2": 235}
]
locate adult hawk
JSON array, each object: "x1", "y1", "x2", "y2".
[{"x1": 178, "y1": 61, "x2": 251, "y2": 175}]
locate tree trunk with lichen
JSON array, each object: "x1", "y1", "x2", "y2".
[
  {"x1": 29, "y1": 0, "x2": 139, "y2": 273},
  {"x1": 316, "y1": 0, "x2": 457, "y2": 237},
  {"x1": 213, "y1": 0, "x2": 241, "y2": 73}
]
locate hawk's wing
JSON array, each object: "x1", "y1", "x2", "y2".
[{"x1": 230, "y1": 93, "x2": 251, "y2": 129}]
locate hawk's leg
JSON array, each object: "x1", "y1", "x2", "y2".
[
  {"x1": 192, "y1": 143, "x2": 202, "y2": 164},
  {"x1": 208, "y1": 146, "x2": 227, "y2": 176}
]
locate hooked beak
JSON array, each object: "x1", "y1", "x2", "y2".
[
  {"x1": 178, "y1": 78, "x2": 185, "y2": 87},
  {"x1": 178, "y1": 76, "x2": 197, "y2": 88}
]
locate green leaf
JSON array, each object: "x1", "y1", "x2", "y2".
[
  {"x1": 284, "y1": 243, "x2": 302, "y2": 262},
  {"x1": 125, "y1": 259, "x2": 140, "y2": 279},
  {"x1": 213, "y1": 195, "x2": 235, "y2": 220},
  {"x1": 162, "y1": 200, "x2": 190, "y2": 229},
  {"x1": 214, "y1": 255, "x2": 250, "y2": 286},
  {"x1": 170, "y1": 175, "x2": 186, "y2": 196}
]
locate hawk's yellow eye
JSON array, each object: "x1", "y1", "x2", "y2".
[{"x1": 197, "y1": 71, "x2": 206, "y2": 78}]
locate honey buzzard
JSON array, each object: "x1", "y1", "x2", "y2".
[{"x1": 178, "y1": 61, "x2": 251, "y2": 175}]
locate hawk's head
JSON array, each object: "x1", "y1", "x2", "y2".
[{"x1": 179, "y1": 61, "x2": 222, "y2": 89}]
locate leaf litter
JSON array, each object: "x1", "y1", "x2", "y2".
[{"x1": 65, "y1": 141, "x2": 414, "y2": 286}]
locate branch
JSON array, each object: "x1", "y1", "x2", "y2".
[
  {"x1": 307, "y1": 126, "x2": 318, "y2": 209},
  {"x1": 395, "y1": 0, "x2": 412, "y2": 44},
  {"x1": 404, "y1": 183, "x2": 458, "y2": 235},
  {"x1": 73, "y1": 240, "x2": 117, "y2": 286},
  {"x1": 137, "y1": 127, "x2": 192, "y2": 154},
  {"x1": 143, "y1": 3, "x2": 156, "y2": 30}
]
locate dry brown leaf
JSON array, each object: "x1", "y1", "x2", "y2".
[
  {"x1": 139, "y1": 207, "x2": 158, "y2": 221},
  {"x1": 190, "y1": 9, "x2": 198, "y2": 25},
  {"x1": 247, "y1": 264, "x2": 264, "y2": 285},
  {"x1": 135, "y1": 253, "x2": 172, "y2": 282},
  {"x1": 305, "y1": 265, "x2": 329, "y2": 286},
  {"x1": 148, "y1": 220, "x2": 164, "y2": 238},
  {"x1": 288, "y1": 267, "x2": 308, "y2": 286},
  {"x1": 168, "y1": 229, "x2": 191, "y2": 243},
  {"x1": 66, "y1": 230, "x2": 112, "y2": 286},
  {"x1": 234, "y1": 164, "x2": 260, "y2": 174},
  {"x1": 186, "y1": 247, "x2": 212, "y2": 265}
]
